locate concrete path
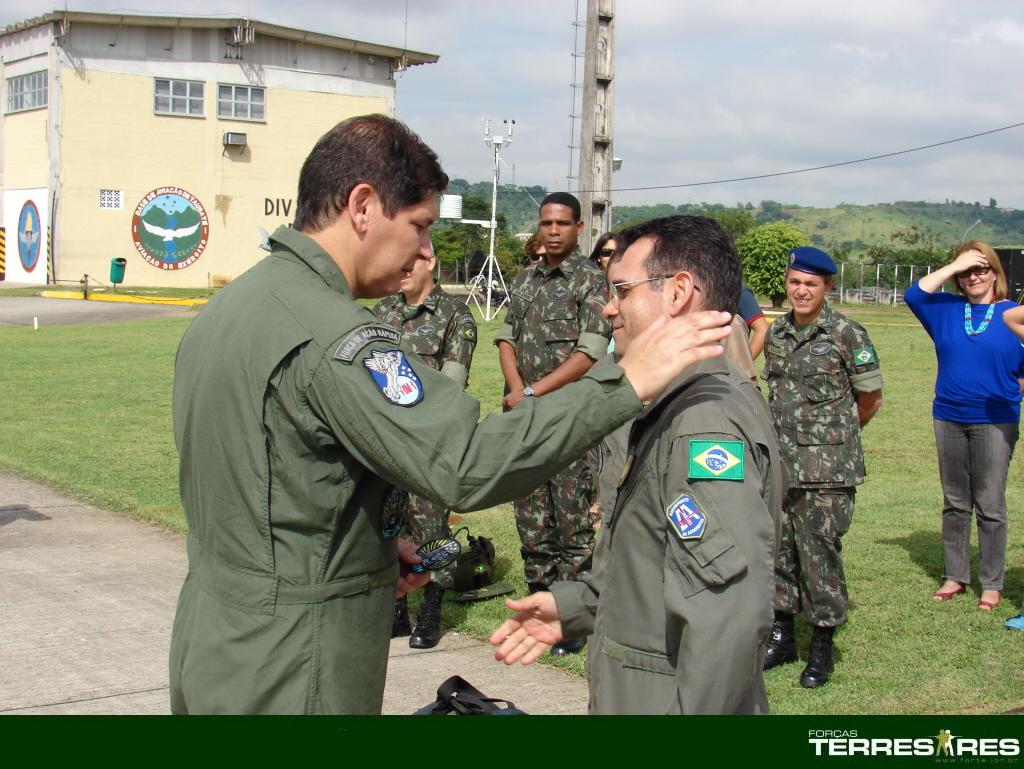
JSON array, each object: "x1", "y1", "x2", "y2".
[
  {"x1": 0, "y1": 295, "x2": 195, "y2": 327},
  {"x1": 0, "y1": 471, "x2": 587, "y2": 715}
]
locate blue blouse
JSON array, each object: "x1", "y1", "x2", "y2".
[{"x1": 905, "y1": 283, "x2": 1024, "y2": 424}]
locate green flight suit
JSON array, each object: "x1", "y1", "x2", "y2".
[
  {"x1": 762, "y1": 304, "x2": 883, "y2": 627},
  {"x1": 372, "y1": 285, "x2": 477, "y2": 588},
  {"x1": 494, "y1": 250, "x2": 611, "y2": 586},
  {"x1": 551, "y1": 357, "x2": 783, "y2": 714},
  {"x1": 170, "y1": 226, "x2": 642, "y2": 714}
]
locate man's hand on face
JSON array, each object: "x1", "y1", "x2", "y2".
[{"x1": 618, "y1": 310, "x2": 732, "y2": 402}]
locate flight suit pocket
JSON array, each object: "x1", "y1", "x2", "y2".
[
  {"x1": 667, "y1": 514, "x2": 749, "y2": 598},
  {"x1": 597, "y1": 637, "x2": 678, "y2": 714}
]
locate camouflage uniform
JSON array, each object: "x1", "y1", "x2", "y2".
[
  {"x1": 495, "y1": 250, "x2": 610, "y2": 586},
  {"x1": 373, "y1": 285, "x2": 476, "y2": 589},
  {"x1": 762, "y1": 304, "x2": 883, "y2": 627}
]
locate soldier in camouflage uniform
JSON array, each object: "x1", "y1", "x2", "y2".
[
  {"x1": 495, "y1": 192, "x2": 611, "y2": 656},
  {"x1": 761, "y1": 246, "x2": 884, "y2": 688},
  {"x1": 373, "y1": 248, "x2": 476, "y2": 649}
]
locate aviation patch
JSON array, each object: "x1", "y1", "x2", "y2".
[
  {"x1": 411, "y1": 537, "x2": 462, "y2": 573},
  {"x1": 854, "y1": 347, "x2": 876, "y2": 366},
  {"x1": 334, "y1": 325, "x2": 402, "y2": 363},
  {"x1": 810, "y1": 342, "x2": 832, "y2": 356},
  {"x1": 689, "y1": 440, "x2": 744, "y2": 480},
  {"x1": 666, "y1": 493, "x2": 707, "y2": 541},
  {"x1": 363, "y1": 349, "x2": 424, "y2": 406}
]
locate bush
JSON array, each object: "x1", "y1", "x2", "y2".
[{"x1": 736, "y1": 222, "x2": 811, "y2": 307}]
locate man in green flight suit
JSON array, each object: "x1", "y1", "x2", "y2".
[
  {"x1": 490, "y1": 216, "x2": 783, "y2": 714},
  {"x1": 169, "y1": 114, "x2": 734, "y2": 714},
  {"x1": 495, "y1": 192, "x2": 610, "y2": 657},
  {"x1": 373, "y1": 245, "x2": 477, "y2": 649},
  {"x1": 761, "y1": 246, "x2": 884, "y2": 688}
]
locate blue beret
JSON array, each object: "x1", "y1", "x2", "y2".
[{"x1": 787, "y1": 246, "x2": 837, "y2": 276}]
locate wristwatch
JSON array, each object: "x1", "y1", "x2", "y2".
[{"x1": 522, "y1": 386, "x2": 536, "y2": 397}]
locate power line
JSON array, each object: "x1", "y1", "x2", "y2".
[{"x1": 580, "y1": 121, "x2": 1024, "y2": 195}]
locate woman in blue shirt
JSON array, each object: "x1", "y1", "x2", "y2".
[{"x1": 905, "y1": 240, "x2": 1023, "y2": 612}]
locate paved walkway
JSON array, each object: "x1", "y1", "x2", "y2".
[{"x1": 0, "y1": 471, "x2": 587, "y2": 715}]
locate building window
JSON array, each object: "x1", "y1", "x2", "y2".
[
  {"x1": 7, "y1": 71, "x2": 48, "y2": 113},
  {"x1": 99, "y1": 189, "x2": 123, "y2": 210},
  {"x1": 217, "y1": 84, "x2": 265, "y2": 121},
  {"x1": 154, "y1": 78, "x2": 204, "y2": 116}
]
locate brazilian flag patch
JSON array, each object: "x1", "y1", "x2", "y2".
[
  {"x1": 853, "y1": 347, "x2": 876, "y2": 365},
  {"x1": 689, "y1": 440, "x2": 744, "y2": 480}
]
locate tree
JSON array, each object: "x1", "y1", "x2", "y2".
[
  {"x1": 706, "y1": 209, "x2": 757, "y2": 240},
  {"x1": 736, "y1": 222, "x2": 811, "y2": 307}
]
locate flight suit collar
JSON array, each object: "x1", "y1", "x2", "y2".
[
  {"x1": 268, "y1": 225, "x2": 352, "y2": 297},
  {"x1": 639, "y1": 353, "x2": 731, "y2": 420}
]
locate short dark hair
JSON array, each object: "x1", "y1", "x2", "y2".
[
  {"x1": 540, "y1": 192, "x2": 581, "y2": 222},
  {"x1": 294, "y1": 114, "x2": 448, "y2": 232},
  {"x1": 614, "y1": 216, "x2": 740, "y2": 313}
]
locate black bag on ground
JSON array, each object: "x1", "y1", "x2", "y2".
[
  {"x1": 413, "y1": 675, "x2": 527, "y2": 715},
  {"x1": 451, "y1": 531, "x2": 495, "y2": 592}
]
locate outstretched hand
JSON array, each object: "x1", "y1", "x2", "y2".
[{"x1": 489, "y1": 592, "x2": 564, "y2": 665}]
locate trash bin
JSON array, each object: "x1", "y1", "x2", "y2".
[{"x1": 110, "y1": 257, "x2": 127, "y2": 285}]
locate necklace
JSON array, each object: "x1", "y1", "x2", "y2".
[{"x1": 963, "y1": 302, "x2": 995, "y2": 336}]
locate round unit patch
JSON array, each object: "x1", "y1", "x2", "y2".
[
  {"x1": 132, "y1": 187, "x2": 210, "y2": 271},
  {"x1": 17, "y1": 200, "x2": 42, "y2": 272}
]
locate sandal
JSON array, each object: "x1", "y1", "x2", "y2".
[
  {"x1": 931, "y1": 583, "x2": 965, "y2": 602},
  {"x1": 978, "y1": 592, "x2": 1001, "y2": 611}
]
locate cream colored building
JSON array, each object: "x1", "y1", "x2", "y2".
[{"x1": 0, "y1": 10, "x2": 437, "y2": 287}]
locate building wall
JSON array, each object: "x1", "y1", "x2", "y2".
[
  {"x1": 3, "y1": 108, "x2": 48, "y2": 189},
  {"x1": 56, "y1": 65, "x2": 389, "y2": 288}
]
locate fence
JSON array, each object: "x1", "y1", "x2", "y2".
[{"x1": 830, "y1": 263, "x2": 935, "y2": 306}]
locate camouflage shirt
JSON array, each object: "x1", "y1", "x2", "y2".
[
  {"x1": 762, "y1": 304, "x2": 883, "y2": 489},
  {"x1": 373, "y1": 284, "x2": 477, "y2": 389},
  {"x1": 494, "y1": 249, "x2": 610, "y2": 383}
]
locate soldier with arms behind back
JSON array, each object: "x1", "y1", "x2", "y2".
[{"x1": 761, "y1": 246, "x2": 883, "y2": 688}]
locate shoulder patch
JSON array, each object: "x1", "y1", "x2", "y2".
[
  {"x1": 334, "y1": 324, "x2": 402, "y2": 363},
  {"x1": 853, "y1": 347, "x2": 877, "y2": 366},
  {"x1": 688, "y1": 440, "x2": 745, "y2": 480},
  {"x1": 666, "y1": 493, "x2": 707, "y2": 541},
  {"x1": 363, "y1": 349, "x2": 424, "y2": 406}
]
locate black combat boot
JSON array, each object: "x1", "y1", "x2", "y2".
[
  {"x1": 550, "y1": 638, "x2": 586, "y2": 656},
  {"x1": 409, "y1": 583, "x2": 445, "y2": 649},
  {"x1": 800, "y1": 626, "x2": 835, "y2": 688},
  {"x1": 763, "y1": 611, "x2": 798, "y2": 670},
  {"x1": 392, "y1": 596, "x2": 412, "y2": 638}
]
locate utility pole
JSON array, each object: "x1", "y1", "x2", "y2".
[{"x1": 577, "y1": 0, "x2": 615, "y2": 256}]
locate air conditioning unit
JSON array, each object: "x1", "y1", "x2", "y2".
[{"x1": 223, "y1": 132, "x2": 247, "y2": 147}]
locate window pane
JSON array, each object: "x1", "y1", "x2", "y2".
[
  {"x1": 155, "y1": 79, "x2": 170, "y2": 96},
  {"x1": 251, "y1": 103, "x2": 264, "y2": 120},
  {"x1": 189, "y1": 98, "x2": 203, "y2": 115},
  {"x1": 217, "y1": 100, "x2": 231, "y2": 117},
  {"x1": 155, "y1": 95, "x2": 170, "y2": 112},
  {"x1": 218, "y1": 84, "x2": 231, "y2": 100},
  {"x1": 251, "y1": 88, "x2": 264, "y2": 104},
  {"x1": 172, "y1": 80, "x2": 186, "y2": 96},
  {"x1": 192, "y1": 82, "x2": 204, "y2": 99}
]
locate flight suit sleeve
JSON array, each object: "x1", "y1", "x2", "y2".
[
  {"x1": 304, "y1": 330, "x2": 642, "y2": 512},
  {"x1": 840, "y1": 322, "x2": 883, "y2": 394},
  {"x1": 660, "y1": 430, "x2": 774, "y2": 714},
  {"x1": 550, "y1": 527, "x2": 609, "y2": 639},
  {"x1": 439, "y1": 308, "x2": 477, "y2": 390},
  {"x1": 574, "y1": 269, "x2": 612, "y2": 362}
]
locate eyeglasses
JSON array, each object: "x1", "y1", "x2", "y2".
[
  {"x1": 959, "y1": 266, "x2": 991, "y2": 278},
  {"x1": 609, "y1": 274, "x2": 675, "y2": 302},
  {"x1": 597, "y1": 248, "x2": 616, "y2": 258}
]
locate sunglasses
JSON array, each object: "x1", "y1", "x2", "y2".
[
  {"x1": 959, "y1": 266, "x2": 992, "y2": 278},
  {"x1": 597, "y1": 248, "x2": 616, "y2": 258}
]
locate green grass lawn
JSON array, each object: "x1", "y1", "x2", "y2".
[{"x1": 0, "y1": 299, "x2": 1020, "y2": 714}]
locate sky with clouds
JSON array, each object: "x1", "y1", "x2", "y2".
[{"x1": 3, "y1": 0, "x2": 1024, "y2": 208}]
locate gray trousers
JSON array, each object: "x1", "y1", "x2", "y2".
[{"x1": 933, "y1": 419, "x2": 1018, "y2": 591}]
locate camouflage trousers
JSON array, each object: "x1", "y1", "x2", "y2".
[
  {"x1": 405, "y1": 494, "x2": 455, "y2": 590},
  {"x1": 513, "y1": 457, "x2": 595, "y2": 587},
  {"x1": 773, "y1": 487, "x2": 855, "y2": 628}
]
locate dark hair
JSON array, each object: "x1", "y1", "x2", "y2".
[
  {"x1": 294, "y1": 114, "x2": 448, "y2": 232},
  {"x1": 524, "y1": 231, "x2": 544, "y2": 257},
  {"x1": 589, "y1": 231, "x2": 616, "y2": 264},
  {"x1": 614, "y1": 216, "x2": 740, "y2": 312},
  {"x1": 540, "y1": 192, "x2": 581, "y2": 222}
]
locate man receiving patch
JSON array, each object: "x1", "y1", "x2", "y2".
[
  {"x1": 373, "y1": 244, "x2": 477, "y2": 649},
  {"x1": 491, "y1": 216, "x2": 782, "y2": 714}
]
